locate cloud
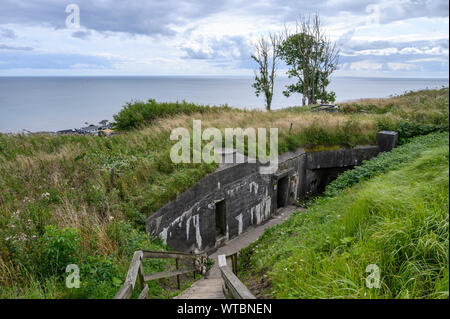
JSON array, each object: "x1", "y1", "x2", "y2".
[
  {"x1": 337, "y1": 29, "x2": 355, "y2": 47},
  {"x1": 0, "y1": 0, "x2": 229, "y2": 37},
  {"x1": 252, "y1": 0, "x2": 448, "y2": 25},
  {"x1": 348, "y1": 60, "x2": 383, "y2": 71},
  {"x1": 1, "y1": 0, "x2": 447, "y2": 38},
  {"x1": 341, "y1": 38, "x2": 449, "y2": 54},
  {"x1": 0, "y1": 27, "x2": 17, "y2": 39},
  {"x1": 387, "y1": 62, "x2": 419, "y2": 71},
  {"x1": 0, "y1": 51, "x2": 115, "y2": 69},
  {"x1": 0, "y1": 0, "x2": 447, "y2": 76},
  {"x1": 182, "y1": 35, "x2": 252, "y2": 61},
  {"x1": 365, "y1": 0, "x2": 449, "y2": 24},
  {"x1": 72, "y1": 30, "x2": 91, "y2": 39}
]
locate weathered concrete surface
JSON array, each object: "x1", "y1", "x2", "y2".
[
  {"x1": 146, "y1": 158, "x2": 273, "y2": 253},
  {"x1": 175, "y1": 205, "x2": 298, "y2": 299},
  {"x1": 302, "y1": 145, "x2": 379, "y2": 196},
  {"x1": 146, "y1": 144, "x2": 383, "y2": 253}
]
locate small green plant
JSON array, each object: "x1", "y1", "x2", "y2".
[{"x1": 38, "y1": 226, "x2": 82, "y2": 278}]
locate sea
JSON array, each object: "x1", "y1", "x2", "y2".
[{"x1": 0, "y1": 76, "x2": 448, "y2": 133}]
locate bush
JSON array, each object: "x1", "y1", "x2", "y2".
[
  {"x1": 113, "y1": 99, "x2": 224, "y2": 130},
  {"x1": 106, "y1": 221, "x2": 156, "y2": 257},
  {"x1": 38, "y1": 226, "x2": 82, "y2": 278},
  {"x1": 395, "y1": 121, "x2": 448, "y2": 145}
]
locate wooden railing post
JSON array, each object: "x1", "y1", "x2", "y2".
[
  {"x1": 218, "y1": 254, "x2": 256, "y2": 299},
  {"x1": 115, "y1": 249, "x2": 207, "y2": 299},
  {"x1": 175, "y1": 258, "x2": 181, "y2": 289},
  {"x1": 232, "y1": 253, "x2": 238, "y2": 275}
]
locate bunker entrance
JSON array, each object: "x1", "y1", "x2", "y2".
[
  {"x1": 277, "y1": 176, "x2": 289, "y2": 209},
  {"x1": 309, "y1": 167, "x2": 353, "y2": 195},
  {"x1": 215, "y1": 200, "x2": 226, "y2": 238}
]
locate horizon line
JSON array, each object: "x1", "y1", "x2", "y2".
[{"x1": 0, "y1": 75, "x2": 449, "y2": 80}]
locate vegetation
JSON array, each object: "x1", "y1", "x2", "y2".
[
  {"x1": 324, "y1": 132, "x2": 449, "y2": 197},
  {"x1": 252, "y1": 33, "x2": 281, "y2": 110},
  {"x1": 113, "y1": 99, "x2": 225, "y2": 130},
  {"x1": 0, "y1": 87, "x2": 447, "y2": 298},
  {"x1": 278, "y1": 14, "x2": 339, "y2": 105},
  {"x1": 341, "y1": 87, "x2": 449, "y2": 144},
  {"x1": 239, "y1": 132, "x2": 449, "y2": 298}
]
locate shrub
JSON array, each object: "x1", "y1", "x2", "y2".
[
  {"x1": 38, "y1": 226, "x2": 82, "y2": 278},
  {"x1": 106, "y1": 221, "x2": 156, "y2": 257},
  {"x1": 113, "y1": 99, "x2": 224, "y2": 130},
  {"x1": 395, "y1": 121, "x2": 448, "y2": 145}
]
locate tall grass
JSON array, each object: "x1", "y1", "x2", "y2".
[
  {"x1": 239, "y1": 134, "x2": 449, "y2": 298},
  {"x1": 0, "y1": 88, "x2": 447, "y2": 298},
  {"x1": 325, "y1": 132, "x2": 449, "y2": 197}
]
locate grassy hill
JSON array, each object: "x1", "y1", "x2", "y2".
[
  {"x1": 239, "y1": 132, "x2": 449, "y2": 298},
  {"x1": 0, "y1": 87, "x2": 448, "y2": 298}
]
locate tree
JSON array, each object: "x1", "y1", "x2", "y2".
[
  {"x1": 99, "y1": 119, "x2": 109, "y2": 127},
  {"x1": 251, "y1": 33, "x2": 281, "y2": 111},
  {"x1": 278, "y1": 14, "x2": 339, "y2": 105}
]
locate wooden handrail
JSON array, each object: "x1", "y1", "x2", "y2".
[
  {"x1": 114, "y1": 249, "x2": 206, "y2": 299},
  {"x1": 219, "y1": 253, "x2": 256, "y2": 299}
]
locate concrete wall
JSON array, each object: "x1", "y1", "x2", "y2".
[
  {"x1": 146, "y1": 159, "x2": 273, "y2": 253},
  {"x1": 146, "y1": 134, "x2": 396, "y2": 253}
]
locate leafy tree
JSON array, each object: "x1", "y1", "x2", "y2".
[
  {"x1": 252, "y1": 33, "x2": 281, "y2": 110},
  {"x1": 278, "y1": 14, "x2": 339, "y2": 105}
]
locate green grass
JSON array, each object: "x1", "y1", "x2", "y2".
[
  {"x1": 325, "y1": 132, "x2": 449, "y2": 197},
  {"x1": 0, "y1": 88, "x2": 447, "y2": 298},
  {"x1": 239, "y1": 133, "x2": 449, "y2": 298}
]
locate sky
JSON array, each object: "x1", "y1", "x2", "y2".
[{"x1": 0, "y1": 0, "x2": 448, "y2": 77}]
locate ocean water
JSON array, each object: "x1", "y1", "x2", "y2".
[{"x1": 0, "y1": 76, "x2": 448, "y2": 133}]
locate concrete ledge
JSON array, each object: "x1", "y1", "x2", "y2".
[
  {"x1": 377, "y1": 131, "x2": 398, "y2": 152},
  {"x1": 305, "y1": 145, "x2": 379, "y2": 169}
]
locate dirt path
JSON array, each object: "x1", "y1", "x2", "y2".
[{"x1": 175, "y1": 205, "x2": 298, "y2": 299}]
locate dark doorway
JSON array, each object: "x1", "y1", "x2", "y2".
[
  {"x1": 277, "y1": 176, "x2": 289, "y2": 209},
  {"x1": 309, "y1": 166, "x2": 353, "y2": 196},
  {"x1": 215, "y1": 200, "x2": 226, "y2": 238}
]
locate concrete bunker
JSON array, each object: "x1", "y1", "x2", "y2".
[{"x1": 308, "y1": 166, "x2": 353, "y2": 195}]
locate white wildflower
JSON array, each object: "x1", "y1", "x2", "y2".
[{"x1": 41, "y1": 192, "x2": 50, "y2": 199}]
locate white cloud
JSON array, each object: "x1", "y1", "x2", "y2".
[
  {"x1": 349, "y1": 60, "x2": 383, "y2": 71},
  {"x1": 0, "y1": 0, "x2": 448, "y2": 77},
  {"x1": 387, "y1": 62, "x2": 418, "y2": 71}
]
